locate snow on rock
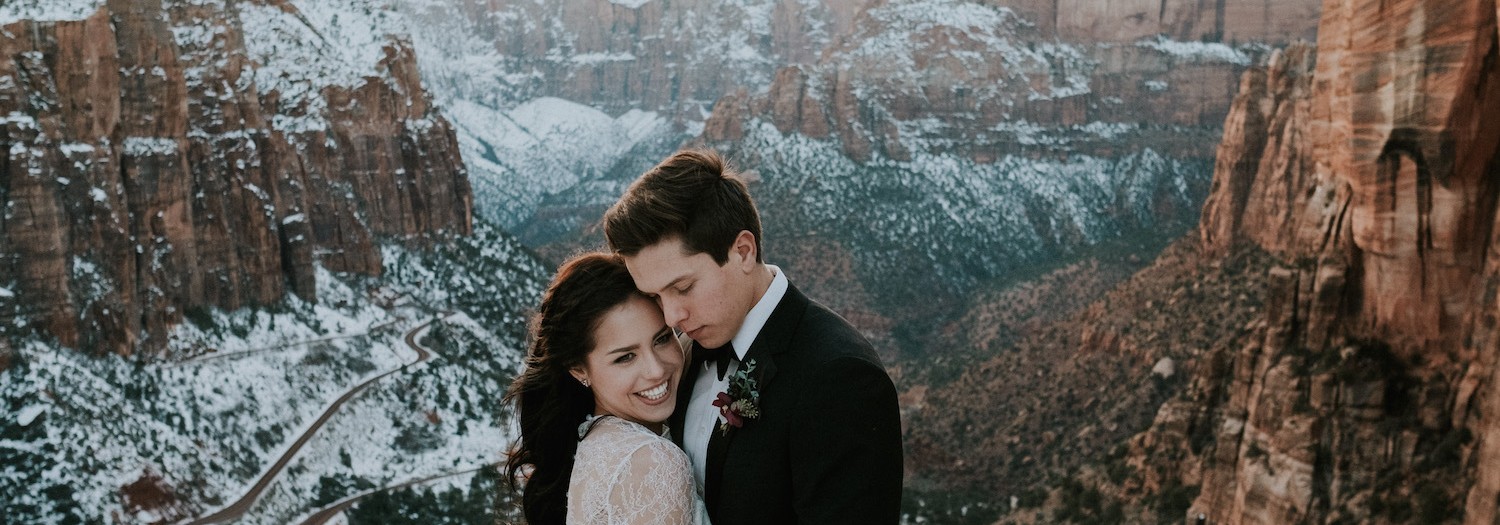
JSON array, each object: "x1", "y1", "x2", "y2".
[
  {"x1": 121, "y1": 137, "x2": 180, "y2": 156},
  {"x1": 1136, "y1": 35, "x2": 1253, "y2": 65},
  {"x1": 0, "y1": 0, "x2": 104, "y2": 25},
  {"x1": 17, "y1": 404, "x2": 47, "y2": 426},
  {"x1": 237, "y1": 0, "x2": 412, "y2": 131}
]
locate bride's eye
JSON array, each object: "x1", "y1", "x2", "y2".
[
  {"x1": 614, "y1": 353, "x2": 635, "y2": 364},
  {"x1": 653, "y1": 331, "x2": 672, "y2": 346}
]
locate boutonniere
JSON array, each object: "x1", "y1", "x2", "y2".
[{"x1": 711, "y1": 359, "x2": 761, "y2": 435}]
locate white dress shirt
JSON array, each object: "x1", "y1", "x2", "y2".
[{"x1": 683, "y1": 265, "x2": 787, "y2": 488}]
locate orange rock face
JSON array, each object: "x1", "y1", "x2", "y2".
[
  {"x1": 1163, "y1": 0, "x2": 1500, "y2": 522},
  {"x1": 0, "y1": 2, "x2": 470, "y2": 356}
]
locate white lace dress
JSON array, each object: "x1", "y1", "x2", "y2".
[{"x1": 567, "y1": 416, "x2": 710, "y2": 525}]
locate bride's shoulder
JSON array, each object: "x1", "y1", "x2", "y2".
[
  {"x1": 579, "y1": 416, "x2": 667, "y2": 447},
  {"x1": 575, "y1": 417, "x2": 689, "y2": 476}
]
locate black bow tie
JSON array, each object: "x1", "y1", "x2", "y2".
[{"x1": 699, "y1": 342, "x2": 735, "y2": 381}]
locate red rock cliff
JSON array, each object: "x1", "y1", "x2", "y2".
[
  {"x1": 1002, "y1": 0, "x2": 1322, "y2": 43},
  {"x1": 1136, "y1": 0, "x2": 1500, "y2": 522},
  {"x1": 0, "y1": 0, "x2": 471, "y2": 357}
]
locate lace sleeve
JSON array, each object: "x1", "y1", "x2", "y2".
[{"x1": 609, "y1": 438, "x2": 700, "y2": 525}]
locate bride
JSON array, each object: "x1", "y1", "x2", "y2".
[{"x1": 504, "y1": 252, "x2": 710, "y2": 525}]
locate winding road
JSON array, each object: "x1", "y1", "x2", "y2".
[
  {"x1": 183, "y1": 315, "x2": 444, "y2": 524},
  {"x1": 173, "y1": 317, "x2": 406, "y2": 366},
  {"x1": 295, "y1": 464, "x2": 495, "y2": 525}
]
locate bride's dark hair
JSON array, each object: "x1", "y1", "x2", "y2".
[{"x1": 504, "y1": 252, "x2": 642, "y2": 525}]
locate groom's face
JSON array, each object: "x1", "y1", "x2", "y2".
[{"x1": 622, "y1": 234, "x2": 759, "y2": 349}]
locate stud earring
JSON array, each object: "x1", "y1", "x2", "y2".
[{"x1": 581, "y1": 378, "x2": 590, "y2": 387}]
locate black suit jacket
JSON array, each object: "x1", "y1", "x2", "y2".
[{"x1": 669, "y1": 282, "x2": 903, "y2": 525}]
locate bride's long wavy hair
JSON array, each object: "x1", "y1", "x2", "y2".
[{"x1": 504, "y1": 252, "x2": 641, "y2": 525}]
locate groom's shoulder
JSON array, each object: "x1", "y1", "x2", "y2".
[{"x1": 789, "y1": 295, "x2": 880, "y2": 366}]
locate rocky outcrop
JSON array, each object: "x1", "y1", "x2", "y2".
[
  {"x1": 701, "y1": 2, "x2": 1298, "y2": 167},
  {"x1": 1199, "y1": 44, "x2": 1320, "y2": 258},
  {"x1": 1001, "y1": 0, "x2": 1324, "y2": 43},
  {"x1": 1130, "y1": 0, "x2": 1500, "y2": 523},
  {"x1": 0, "y1": 1, "x2": 470, "y2": 357},
  {"x1": 449, "y1": 0, "x2": 866, "y2": 118}
]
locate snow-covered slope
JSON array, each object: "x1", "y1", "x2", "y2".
[
  {"x1": 448, "y1": 97, "x2": 676, "y2": 231},
  {"x1": 0, "y1": 223, "x2": 546, "y2": 523},
  {"x1": 734, "y1": 121, "x2": 1208, "y2": 302}
]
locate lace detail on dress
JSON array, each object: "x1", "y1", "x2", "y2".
[{"x1": 567, "y1": 416, "x2": 710, "y2": 525}]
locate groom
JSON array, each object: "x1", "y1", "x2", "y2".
[{"x1": 603, "y1": 149, "x2": 902, "y2": 524}]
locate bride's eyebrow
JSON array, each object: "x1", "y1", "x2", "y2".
[{"x1": 604, "y1": 344, "x2": 640, "y2": 355}]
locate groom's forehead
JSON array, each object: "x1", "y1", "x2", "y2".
[{"x1": 625, "y1": 256, "x2": 691, "y2": 291}]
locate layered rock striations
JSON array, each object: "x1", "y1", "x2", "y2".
[
  {"x1": 701, "y1": 0, "x2": 1324, "y2": 162},
  {"x1": 429, "y1": 0, "x2": 868, "y2": 118},
  {"x1": 1001, "y1": 0, "x2": 1323, "y2": 43},
  {"x1": 0, "y1": 0, "x2": 470, "y2": 357},
  {"x1": 1128, "y1": 0, "x2": 1500, "y2": 522}
]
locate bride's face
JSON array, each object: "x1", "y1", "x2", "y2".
[{"x1": 572, "y1": 294, "x2": 684, "y2": 431}]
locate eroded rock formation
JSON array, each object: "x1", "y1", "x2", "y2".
[
  {"x1": 1133, "y1": 0, "x2": 1500, "y2": 522},
  {"x1": 0, "y1": 0, "x2": 470, "y2": 356},
  {"x1": 700, "y1": 0, "x2": 1321, "y2": 167}
]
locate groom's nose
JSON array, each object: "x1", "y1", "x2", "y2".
[{"x1": 661, "y1": 297, "x2": 688, "y2": 328}]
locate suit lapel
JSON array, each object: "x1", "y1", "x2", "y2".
[
  {"x1": 670, "y1": 341, "x2": 705, "y2": 448},
  {"x1": 702, "y1": 283, "x2": 808, "y2": 508}
]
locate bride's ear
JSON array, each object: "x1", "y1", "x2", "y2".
[{"x1": 568, "y1": 367, "x2": 590, "y2": 387}]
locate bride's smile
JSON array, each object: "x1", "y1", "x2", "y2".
[{"x1": 636, "y1": 381, "x2": 671, "y2": 403}]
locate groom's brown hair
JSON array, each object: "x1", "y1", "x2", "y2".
[{"x1": 604, "y1": 149, "x2": 763, "y2": 264}]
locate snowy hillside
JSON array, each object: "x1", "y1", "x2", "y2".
[
  {"x1": 0, "y1": 223, "x2": 547, "y2": 523},
  {"x1": 733, "y1": 121, "x2": 1209, "y2": 302},
  {"x1": 447, "y1": 97, "x2": 679, "y2": 232}
]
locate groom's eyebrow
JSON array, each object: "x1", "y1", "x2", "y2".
[{"x1": 646, "y1": 274, "x2": 691, "y2": 295}]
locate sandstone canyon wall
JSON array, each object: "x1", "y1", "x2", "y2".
[
  {"x1": 702, "y1": 0, "x2": 1324, "y2": 166},
  {"x1": 1130, "y1": 0, "x2": 1500, "y2": 522},
  {"x1": 0, "y1": 0, "x2": 471, "y2": 357},
  {"x1": 1004, "y1": 0, "x2": 1323, "y2": 43},
  {"x1": 435, "y1": 0, "x2": 869, "y2": 117}
]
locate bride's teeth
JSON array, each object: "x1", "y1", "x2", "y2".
[{"x1": 637, "y1": 383, "x2": 668, "y2": 400}]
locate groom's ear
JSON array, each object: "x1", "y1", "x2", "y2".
[{"x1": 730, "y1": 230, "x2": 757, "y2": 269}]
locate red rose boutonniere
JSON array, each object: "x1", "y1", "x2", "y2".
[{"x1": 711, "y1": 359, "x2": 761, "y2": 436}]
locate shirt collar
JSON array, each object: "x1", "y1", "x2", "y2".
[{"x1": 729, "y1": 265, "x2": 787, "y2": 360}]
